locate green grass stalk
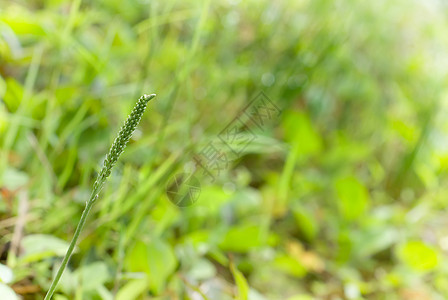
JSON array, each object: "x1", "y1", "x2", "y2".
[{"x1": 44, "y1": 94, "x2": 156, "y2": 300}]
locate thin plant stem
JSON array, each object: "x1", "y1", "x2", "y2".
[{"x1": 44, "y1": 94, "x2": 156, "y2": 300}]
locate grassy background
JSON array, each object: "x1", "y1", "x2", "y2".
[{"x1": 1, "y1": 0, "x2": 448, "y2": 299}]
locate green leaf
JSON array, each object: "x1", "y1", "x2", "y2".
[
  {"x1": 272, "y1": 254, "x2": 307, "y2": 278},
  {"x1": 3, "y1": 168, "x2": 29, "y2": 190},
  {"x1": 354, "y1": 227, "x2": 397, "y2": 258},
  {"x1": 187, "y1": 259, "x2": 216, "y2": 281},
  {"x1": 334, "y1": 176, "x2": 369, "y2": 221},
  {"x1": 397, "y1": 241, "x2": 439, "y2": 271},
  {"x1": 196, "y1": 186, "x2": 232, "y2": 214},
  {"x1": 219, "y1": 224, "x2": 264, "y2": 252},
  {"x1": 116, "y1": 278, "x2": 148, "y2": 300},
  {"x1": 282, "y1": 111, "x2": 322, "y2": 160},
  {"x1": 1, "y1": 15, "x2": 46, "y2": 36},
  {"x1": 125, "y1": 239, "x2": 177, "y2": 294},
  {"x1": 20, "y1": 234, "x2": 70, "y2": 263},
  {"x1": 75, "y1": 262, "x2": 110, "y2": 291},
  {"x1": 230, "y1": 261, "x2": 249, "y2": 300}
]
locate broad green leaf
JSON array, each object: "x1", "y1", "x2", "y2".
[
  {"x1": 3, "y1": 168, "x2": 29, "y2": 190},
  {"x1": 196, "y1": 186, "x2": 232, "y2": 214},
  {"x1": 125, "y1": 239, "x2": 177, "y2": 294},
  {"x1": 230, "y1": 262, "x2": 249, "y2": 300},
  {"x1": 354, "y1": 228, "x2": 397, "y2": 258},
  {"x1": 282, "y1": 111, "x2": 322, "y2": 159},
  {"x1": 334, "y1": 176, "x2": 369, "y2": 221},
  {"x1": 1, "y1": 15, "x2": 46, "y2": 35},
  {"x1": 180, "y1": 229, "x2": 211, "y2": 250},
  {"x1": 272, "y1": 254, "x2": 306, "y2": 278},
  {"x1": 21, "y1": 234, "x2": 70, "y2": 263},
  {"x1": 219, "y1": 224, "x2": 264, "y2": 252},
  {"x1": 75, "y1": 261, "x2": 110, "y2": 291},
  {"x1": 397, "y1": 241, "x2": 439, "y2": 271},
  {"x1": 116, "y1": 278, "x2": 148, "y2": 300},
  {"x1": 187, "y1": 259, "x2": 216, "y2": 281}
]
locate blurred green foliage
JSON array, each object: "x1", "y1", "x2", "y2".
[{"x1": 1, "y1": 0, "x2": 448, "y2": 299}]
